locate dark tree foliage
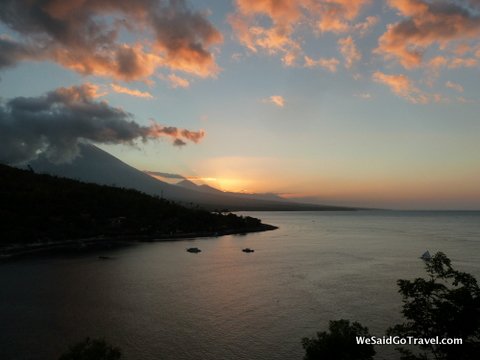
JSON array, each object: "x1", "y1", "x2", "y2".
[
  {"x1": 388, "y1": 252, "x2": 480, "y2": 360},
  {"x1": 302, "y1": 319, "x2": 376, "y2": 360},
  {"x1": 58, "y1": 338, "x2": 121, "y2": 360},
  {"x1": 0, "y1": 164, "x2": 269, "y2": 245}
]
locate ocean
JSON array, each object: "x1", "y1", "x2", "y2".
[{"x1": 1, "y1": 211, "x2": 480, "y2": 360}]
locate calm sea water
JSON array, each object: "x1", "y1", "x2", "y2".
[{"x1": 1, "y1": 211, "x2": 480, "y2": 360}]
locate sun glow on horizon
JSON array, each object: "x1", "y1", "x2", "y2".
[
  {"x1": 184, "y1": 175, "x2": 256, "y2": 193},
  {"x1": 145, "y1": 171, "x2": 254, "y2": 193}
]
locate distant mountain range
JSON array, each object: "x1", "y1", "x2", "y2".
[
  {"x1": 27, "y1": 144, "x2": 356, "y2": 211},
  {"x1": 176, "y1": 179, "x2": 224, "y2": 194},
  {"x1": 175, "y1": 178, "x2": 289, "y2": 202}
]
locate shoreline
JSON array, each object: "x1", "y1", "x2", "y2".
[{"x1": 0, "y1": 223, "x2": 278, "y2": 261}]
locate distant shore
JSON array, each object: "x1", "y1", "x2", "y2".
[{"x1": 0, "y1": 223, "x2": 278, "y2": 261}]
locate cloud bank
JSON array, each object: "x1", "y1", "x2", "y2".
[
  {"x1": 229, "y1": 0, "x2": 373, "y2": 66},
  {"x1": 0, "y1": 84, "x2": 205, "y2": 164},
  {"x1": 376, "y1": 0, "x2": 480, "y2": 69},
  {"x1": 0, "y1": 0, "x2": 222, "y2": 80}
]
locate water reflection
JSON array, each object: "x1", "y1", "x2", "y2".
[{"x1": 1, "y1": 211, "x2": 480, "y2": 360}]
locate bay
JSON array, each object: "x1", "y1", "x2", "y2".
[{"x1": 1, "y1": 211, "x2": 480, "y2": 360}]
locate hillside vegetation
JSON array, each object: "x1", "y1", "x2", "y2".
[{"x1": 0, "y1": 164, "x2": 274, "y2": 247}]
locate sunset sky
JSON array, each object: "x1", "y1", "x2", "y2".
[{"x1": 1, "y1": 0, "x2": 480, "y2": 209}]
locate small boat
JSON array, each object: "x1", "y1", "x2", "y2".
[
  {"x1": 98, "y1": 256, "x2": 113, "y2": 260},
  {"x1": 242, "y1": 248, "x2": 255, "y2": 253},
  {"x1": 186, "y1": 247, "x2": 201, "y2": 253},
  {"x1": 420, "y1": 250, "x2": 431, "y2": 261}
]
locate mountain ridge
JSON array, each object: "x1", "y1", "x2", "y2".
[{"x1": 27, "y1": 144, "x2": 356, "y2": 211}]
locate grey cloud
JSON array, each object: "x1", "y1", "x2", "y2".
[
  {"x1": 173, "y1": 138, "x2": 187, "y2": 147},
  {"x1": 0, "y1": 84, "x2": 204, "y2": 164},
  {"x1": 0, "y1": 37, "x2": 39, "y2": 69},
  {"x1": 0, "y1": 0, "x2": 222, "y2": 79}
]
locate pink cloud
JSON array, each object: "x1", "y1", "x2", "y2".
[
  {"x1": 353, "y1": 16, "x2": 379, "y2": 36},
  {"x1": 229, "y1": 0, "x2": 372, "y2": 65},
  {"x1": 0, "y1": 0, "x2": 222, "y2": 80},
  {"x1": 448, "y1": 57, "x2": 478, "y2": 69},
  {"x1": 304, "y1": 56, "x2": 340, "y2": 72},
  {"x1": 338, "y1": 36, "x2": 361, "y2": 68},
  {"x1": 167, "y1": 74, "x2": 190, "y2": 89},
  {"x1": 263, "y1": 95, "x2": 286, "y2": 107},
  {"x1": 110, "y1": 83, "x2": 153, "y2": 99},
  {"x1": 376, "y1": 0, "x2": 480, "y2": 69},
  {"x1": 372, "y1": 71, "x2": 428, "y2": 104},
  {"x1": 445, "y1": 81, "x2": 464, "y2": 93}
]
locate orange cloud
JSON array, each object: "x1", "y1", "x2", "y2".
[
  {"x1": 427, "y1": 59, "x2": 477, "y2": 91},
  {"x1": 47, "y1": 44, "x2": 159, "y2": 82},
  {"x1": 147, "y1": 124, "x2": 205, "y2": 144},
  {"x1": 448, "y1": 57, "x2": 478, "y2": 69},
  {"x1": 372, "y1": 71, "x2": 428, "y2": 104},
  {"x1": 304, "y1": 56, "x2": 340, "y2": 72},
  {"x1": 428, "y1": 56, "x2": 448, "y2": 69},
  {"x1": 228, "y1": 3, "x2": 300, "y2": 65},
  {"x1": 54, "y1": 83, "x2": 107, "y2": 102},
  {"x1": 235, "y1": 0, "x2": 302, "y2": 23},
  {"x1": 338, "y1": 36, "x2": 361, "y2": 68},
  {"x1": 431, "y1": 93, "x2": 450, "y2": 104},
  {"x1": 0, "y1": 0, "x2": 222, "y2": 80},
  {"x1": 376, "y1": 0, "x2": 480, "y2": 69},
  {"x1": 315, "y1": 0, "x2": 372, "y2": 34},
  {"x1": 229, "y1": 0, "x2": 372, "y2": 65},
  {"x1": 263, "y1": 95, "x2": 286, "y2": 107},
  {"x1": 445, "y1": 81, "x2": 464, "y2": 93},
  {"x1": 110, "y1": 83, "x2": 153, "y2": 99},
  {"x1": 425, "y1": 55, "x2": 478, "y2": 83},
  {"x1": 353, "y1": 16, "x2": 379, "y2": 36},
  {"x1": 453, "y1": 43, "x2": 473, "y2": 56},
  {"x1": 167, "y1": 74, "x2": 190, "y2": 88}
]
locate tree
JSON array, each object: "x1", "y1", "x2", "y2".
[
  {"x1": 58, "y1": 338, "x2": 122, "y2": 360},
  {"x1": 388, "y1": 252, "x2": 480, "y2": 360},
  {"x1": 302, "y1": 319, "x2": 376, "y2": 360}
]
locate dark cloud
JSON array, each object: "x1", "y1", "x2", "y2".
[
  {"x1": 0, "y1": 37, "x2": 38, "y2": 69},
  {"x1": 0, "y1": 84, "x2": 205, "y2": 164},
  {"x1": 0, "y1": 0, "x2": 222, "y2": 79},
  {"x1": 173, "y1": 138, "x2": 187, "y2": 146}
]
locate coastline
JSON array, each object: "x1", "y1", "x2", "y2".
[{"x1": 0, "y1": 223, "x2": 278, "y2": 261}]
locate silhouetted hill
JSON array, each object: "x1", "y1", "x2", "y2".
[
  {"x1": 27, "y1": 144, "x2": 355, "y2": 211},
  {"x1": 0, "y1": 164, "x2": 276, "y2": 251},
  {"x1": 177, "y1": 179, "x2": 204, "y2": 191},
  {"x1": 199, "y1": 184, "x2": 224, "y2": 194}
]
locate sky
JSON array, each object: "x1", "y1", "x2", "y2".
[{"x1": 1, "y1": 0, "x2": 480, "y2": 210}]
